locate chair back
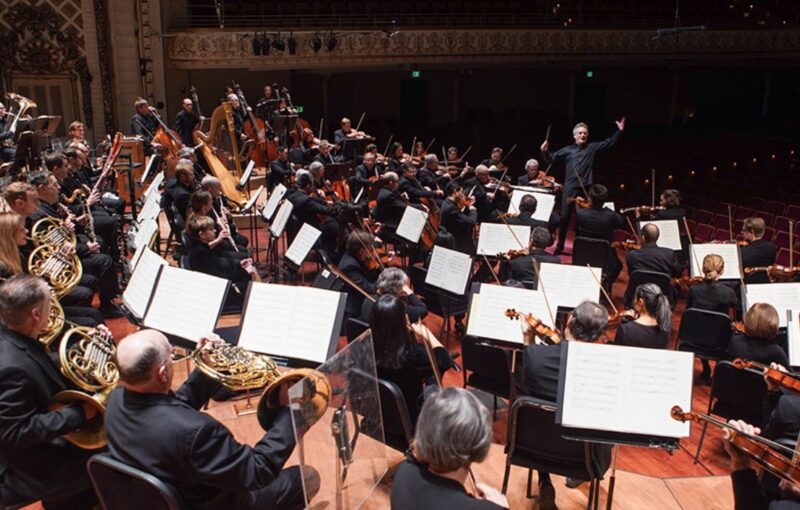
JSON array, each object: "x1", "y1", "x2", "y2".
[
  {"x1": 572, "y1": 237, "x2": 611, "y2": 276},
  {"x1": 677, "y1": 308, "x2": 732, "y2": 352},
  {"x1": 376, "y1": 377, "x2": 415, "y2": 452},
  {"x1": 625, "y1": 270, "x2": 674, "y2": 307},
  {"x1": 88, "y1": 454, "x2": 182, "y2": 510},
  {"x1": 708, "y1": 361, "x2": 767, "y2": 425},
  {"x1": 461, "y1": 336, "x2": 512, "y2": 399},
  {"x1": 179, "y1": 231, "x2": 193, "y2": 270},
  {"x1": 345, "y1": 318, "x2": 369, "y2": 344}
]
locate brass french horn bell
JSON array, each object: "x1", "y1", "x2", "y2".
[{"x1": 257, "y1": 368, "x2": 332, "y2": 431}]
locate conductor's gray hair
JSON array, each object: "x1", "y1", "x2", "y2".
[
  {"x1": 414, "y1": 387, "x2": 492, "y2": 472},
  {"x1": 377, "y1": 268, "x2": 407, "y2": 296},
  {"x1": 573, "y1": 122, "x2": 589, "y2": 134}
]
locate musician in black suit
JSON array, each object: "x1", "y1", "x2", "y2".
[
  {"x1": 480, "y1": 147, "x2": 503, "y2": 168},
  {"x1": 106, "y1": 329, "x2": 314, "y2": 510},
  {"x1": 167, "y1": 163, "x2": 197, "y2": 220},
  {"x1": 463, "y1": 165, "x2": 499, "y2": 222},
  {"x1": 440, "y1": 183, "x2": 478, "y2": 255},
  {"x1": 654, "y1": 189, "x2": 686, "y2": 222},
  {"x1": 0, "y1": 275, "x2": 97, "y2": 509},
  {"x1": 506, "y1": 194, "x2": 560, "y2": 233},
  {"x1": 174, "y1": 97, "x2": 200, "y2": 146},
  {"x1": 312, "y1": 140, "x2": 336, "y2": 166},
  {"x1": 728, "y1": 303, "x2": 788, "y2": 366},
  {"x1": 625, "y1": 223, "x2": 680, "y2": 276},
  {"x1": 337, "y1": 230, "x2": 379, "y2": 317},
  {"x1": 349, "y1": 152, "x2": 377, "y2": 206},
  {"x1": 518, "y1": 301, "x2": 612, "y2": 507},
  {"x1": 399, "y1": 163, "x2": 443, "y2": 204},
  {"x1": 517, "y1": 159, "x2": 541, "y2": 187},
  {"x1": 502, "y1": 227, "x2": 560, "y2": 285},
  {"x1": 287, "y1": 173, "x2": 340, "y2": 257},
  {"x1": 130, "y1": 98, "x2": 160, "y2": 155},
  {"x1": 575, "y1": 184, "x2": 624, "y2": 292},
  {"x1": 741, "y1": 217, "x2": 777, "y2": 276},
  {"x1": 269, "y1": 146, "x2": 294, "y2": 190},
  {"x1": 419, "y1": 154, "x2": 448, "y2": 190},
  {"x1": 374, "y1": 172, "x2": 407, "y2": 239}
]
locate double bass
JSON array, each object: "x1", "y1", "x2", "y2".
[
  {"x1": 149, "y1": 106, "x2": 183, "y2": 173},
  {"x1": 232, "y1": 80, "x2": 275, "y2": 166}
]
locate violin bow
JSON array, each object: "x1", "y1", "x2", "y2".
[
  {"x1": 481, "y1": 254, "x2": 503, "y2": 285},
  {"x1": 682, "y1": 217, "x2": 704, "y2": 279},
  {"x1": 318, "y1": 118, "x2": 324, "y2": 139},
  {"x1": 354, "y1": 112, "x2": 366, "y2": 133},
  {"x1": 651, "y1": 168, "x2": 656, "y2": 209},
  {"x1": 586, "y1": 264, "x2": 619, "y2": 317},
  {"x1": 424, "y1": 137, "x2": 436, "y2": 154},
  {"x1": 354, "y1": 215, "x2": 386, "y2": 271},
  {"x1": 530, "y1": 260, "x2": 557, "y2": 328},
  {"x1": 499, "y1": 144, "x2": 517, "y2": 167},
  {"x1": 790, "y1": 221, "x2": 795, "y2": 268},
  {"x1": 624, "y1": 215, "x2": 639, "y2": 241},
  {"x1": 544, "y1": 124, "x2": 551, "y2": 144},
  {"x1": 573, "y1": 167, "x2": 590, "y2": 200},
  {"x1": 460, "y1": 145, "x2": 473, "y2": 161},
  {"x1": 497, "y1": 213, "x2": 527, "y2": 251},
  {"x1": 728, "y1": 205, "x2": 734, "y2": 243},
  {"x1": 382, "y1": 135, "x2": 394, "y2": 158}
]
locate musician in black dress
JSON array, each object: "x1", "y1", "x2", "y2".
[
  {"x1": 541, "y1": 118, "x2": 625, "y2": 255},
  {"x1": 654, "y1": 189, "x2": 686, "y2": 221},
  {"x1": 174, "y1": 97, "x2": 200, "y2": 145},
  {"x1": 130, "y1": 98, "x2": 160, "y2": 155},
  {"x1": 387, "y1": 142, "x2": 407, "y2": 174},
  {"x1": 358, "y1": 267, "x2": 428, "y2": 324},
  {"x1": 614, "y1": 283, "x2": 672, "y2": 349},
  {"x1": 686, "y1": 254, "x2": 737, "y2": 315},
  {"x1": 728, "y1": 303, "x2": 788, "y2": 366}
]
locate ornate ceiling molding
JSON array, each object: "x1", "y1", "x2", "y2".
[{"x1": 166, "y1": 28, "x2": 800, "y2": 69}]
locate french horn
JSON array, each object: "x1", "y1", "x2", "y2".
[
  {"x1": 30, "y1": 216, "x2": 77, "y2": 247},
  {"x1": 27, "y1": 243, "x2": 82, "y2": 298},
  {"x1": 40, "y1": 290, "x2": 65, "y2": 348},
  {"x1": 49, "y1": 326, "x2": 118, "y2": 450}
]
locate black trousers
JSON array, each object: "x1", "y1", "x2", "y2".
[
  {"x1": 247, "y1": 466, "x2": 311, "y2": 510},
  {"x1": 557, "y1": 189, "x2": 584, "y2": 249},
  {"x1": 61, "y1": 284, "x2": 95, "y2": 308},
  {"x1": 80, "y1": 252, "x2": 119, "y2": 306},
  {"x1": 91, "y1": 209, "x2": 121, "y2": 260}
]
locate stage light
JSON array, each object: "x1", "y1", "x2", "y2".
[
  {"x1": 272, "y1": 33, "x2": 286, "y2": 52},
  {"x1": 311, "y1": 33, "x2": 322, "y2": 53},
  {"x1": 327, "y1": 32, "x2": 337, "y2": 52},
  {"x1": 288, "y1": 32, "x2": 296, "y2": 55}
]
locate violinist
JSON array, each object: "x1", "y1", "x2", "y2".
[
  {"x1": 517, "y1": 159, "x2": 540, "y2": 187},
  {"x1": 761, "y1": 364, "x2": 800, "y2": 465},
  {"x1": 463, "y1": 165, "x2": 499, "y2": 222},
  {"x1": 541, "y1": 118, "x2": 625, "y2": 255},
  {"x1": 268, "y1": 145, "x2": 294, "y2": 190},
  {"x1": 312, "y1": 140, "x2": 336, "y2": 166},
  {"x1": 399, "y1": 163, "x2": 443, "y2": 204},
  {"x1": 440, "y1": 183, "x2": 478, "y2": 255},
  {"x1": 173, "y1": 97, "x2": 200, "y2": 146},
  {"x1": 480, "y1": 147, "x2": 503, "y2": 168},
  {"x1": 576, "y1": 184, "x2": 625, "y2": 290},
  {"x1": 374, "y1": 172, "x2": 412, "y2": 240},
  {"x1": 654, "y1": 189, "x2": 686, "y2": 221},
  {"x1": 613, "y1": 283, "x2": 671, "y2": 350},
  {"x1": 506, "y1": 194, "x2": 560, "y2": 234},
  {"x1": 625, "y1": 223, "x2": 681, "y2": 280},
  {"x1": 420, "y1": 154, "x2": 449, "y2": 190},
  {"x1": 130, "y1": 98, "x2": 160, "y2": 155},
  {"x1": 728, "y1": 303, "x2": 788, "y2": 366},
  {"x1": 333, "y1": 117, "x2": 369, "y2": 157},
  {"x1": 502, "y1": 227, "x2": 560, "y2": 285},
  {"x1": 338, "y1": 230, "x2": 379, "y2": 318},
  {"x1": 287, "y1": 173, "x2": 340, "y2": 257},
  {"x1": 518, "y1": 301, "x2": 612, "y2": 504},
  {"x1": 350, "y1": 152, "x2": 378, "y2": 206},
  {"x1": 388, "y1": 142, "x2": 409, "y2": 173},
  {"x1": 686, "y1": 254, "x2": 737, "y2": 315},
  {"x1": 741, "y1": 217, "x2": 778, "y2": 283}
]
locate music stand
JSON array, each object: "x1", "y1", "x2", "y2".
[
  {"x1": 14, "y1": 131, "x2": 42, "y2": 171},
  {"x1": 339, "y1": 137, "x2": 371, "y2": 163},
  {"x1": 272, "y1": 112, "x2": 299, "y2": 148}
]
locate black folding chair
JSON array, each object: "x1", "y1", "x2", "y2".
[
  {"x1": 345, "y1": 317, "x2": 370, "y2": 343},
  {"x1": 676, "y1": 308, "x2": 733, "y2": 380},
  {"x1": 502, "y1": 396, "x2": 608, "y2": 510},
  {"x1": 625, "y1": 269, "x2": 675, "y2": 308},
  {"x1": 461, "y1": 335, "x2": 514, "y2": 419},
  {"x1": 88, "y1": 453, "x2": 182, "y2": 510}
]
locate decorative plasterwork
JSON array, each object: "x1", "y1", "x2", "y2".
[{"x1": 166, "y1": 28, "x2": 800, "y2": 69}]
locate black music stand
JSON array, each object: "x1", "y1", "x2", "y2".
[
  {"x1": 14, "y1": 130, "x2": 42, "y2": 171},
  {"x1": 272, "y1": 112, "x2": 298, "y2": 148},
  {"x1": 339, "y1": 137, "x2": 371, "y2": 164},
  {"x1": 324, "y1": 162, "x2": 352, "y2": 183}
]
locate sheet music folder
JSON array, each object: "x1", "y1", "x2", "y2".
[{"x1": 555, "y1": 341, "x2": 693, "y2": 449}]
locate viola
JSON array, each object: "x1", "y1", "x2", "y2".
[
  {"x1": 505, "y1": 308, "x2": 562, "y2": 345},
  {"x1": 671, "y1": 405, "x2": 800, "y2": 486},
  {"x1": 611, "y1": 239, "x2": 641, "y2": 250},
  {"x1": 733, "y1": 358, "x2": 800, "y2": 395}
]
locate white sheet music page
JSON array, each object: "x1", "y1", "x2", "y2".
[
  {"x1": 122, "y1": 247, "x2": 168, "y2": 319},
  {"x1": 745, "y1": 283, "x2": 800, "y2": 327},
  {"x1": 238, "y1": 283, "x2": 342, "y2": 363},
  {"x1": 143, "y1": 266, "x2": 228, "y2": 344},
  {"x1": 133, "y1": 218, "x2": 160, "y2": 251},
  {"x1": 285, "y1": 223, "x2": 321, "y2": 266},
  {"x1": 396, "y1": 206, "x2": 429, "y2": 243},
  {"x1": 639, "y1": 220, "x2": 682, "y2": 251},
  {"x1": 561, "y1": 342, "x2": 693, "y2": 438},
  {"x1": 143, "y1": 171, "x2": 164, "y2": 201},
  {"x1": 467, "y1": 284, "x2": 551, "y2": 344},
  {"x1": 603, "y1": 202, "x2": 615, "y2": 211},
  {"x1": 788, "y1": 310, "x2": 800, "y2": 366},
  {"x1": 690, "y1": 243, "x2": 742, "y2": 279},
  {"x1": 269, "y1": 200, "x2": 294, "y2": 237},
  {"x1": 242, "y1": 185, "x2": 265, "y2": 212},
  {"x1": 477, "y1": 223, "x2": 531, "y2": 256},
  {"x1": 508, "y1": 190, "x2": 555, "y2": 222},
  {"x1": 538, "y1": 263, "x2": 601, "y2": 309},
  {"x1": 262, "y1": 184, "x2": 287, "y2": 221},
  {"x1": 425, "y1": 245, "x2": 472, "y2": 295}
]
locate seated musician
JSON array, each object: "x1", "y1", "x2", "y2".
[
  {"x1": 268, "y1": 146, "x2": 294, "y2": 190},
  {"x1": 130, "y1": 97, "x2": 160, "y2": 155},
  {"x1": 423, "y1": 229, "x2": 455, "y2": 269},
  {"x1": 480, "y1": 147, "x2": 503, "y2": 168},
  {"x1": 333, "y1": 117, "x2": 354, "y2": 151},
  {"x1": 741, "y1": 217, "x2": 777, "y2": 275},
  {"x1": 446, "y1": 146, "x2": 461, "y2": 165},
  {"x1": 200, "y1": 175, "x2": 249, "y2": 248},
  {"x1": 28, "y1": 172, "x2": 121, "y2": 318},
  {"x1": 419, "y1": 154, "x2": 449, "y2": 190},
  {"x1": 350, "y1": 152, "x2": 377, "y2": 205},
  {"x1": 686, "y1": 254, "x2": 737, "y2": 315},
  {"x1": 0, "y1": 275, "x2": 98, "y2": 509},
  {"x1": 370, "y1": 294, "x2": 454, "y2": 425},
  {"x1": 67, "y1": 121, "x2": 86, "y2": 146},
  {"x1": 654, "y1": 189, "x2": 686, "y2": 221},
  {"x1": 399, "y1": 162, "x2": 443, "y2": 204},
  {"x1": 728, "y1": 303, "x2": 788, "y2": 366},
  {"x1": 517, "y1": 159, "x2": 540, "y2": 187},
  {"x1": 463, "y1": 165, "x2": 500, "y2": 222},
  {"x1": 440, "y1": 183, "x2": 478, "y2": 255},
  {"x1": 625, "y1": 223, "x2": 681, "y2": 276},
  {"x1": 173, "y1": 97, "x2": 200, "y2": 145},
  {"x1": 391, "y1": 386, "x2": 509, "y2": 510},
  {"x1": 506, "y1": 194, "x2": 560, "y2": 233},
  {"x1": 187, "y1": 190, "x2": 247, "y2": 253},
  {"x1": 613, "y1": 283, "x2": 672, "y2": 349},
  {"x1": 105, "y1": 329, "x2": 314, "y2": 510},
  {"x1": 358, "y1": 267, "x2": 428, "y2": 324},
  {"x1": 165, "y1": 162, "x2": 197, "y2": 220},
  {"x1": 374, "y1": 172, "x2": 409, "y2": 240},
  {"x1": 287, "y1": 173, "x2": 340, "y2": 257},
  {"x1": 518, "y1": 300, "x2": 612, "y2": 507},
  {"x1": 0, "y1": 102, "x2": 17, "y2": 166},
  {"x1": 387, "y1": 142, "x2": 407, "y2": 174},
  {"x1": 502, "y1": 227, "x2": 560, "y2": 285},
  {"x1": 575, "y1": 184, "x2": 625, "y2": 291},
  {"x1": 312, "y1": 140, "x2": 335, "y2": 166},
  {"x1": 338, "y1": 230, "x2": 379, "y2": 319}
]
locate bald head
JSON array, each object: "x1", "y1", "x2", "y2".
[
  {"x1": 641, "y1": 223, "x2": 660, "y2": 244},
  {"x1": 116, "y1": 329, "x2": 171, "y2": 388}
]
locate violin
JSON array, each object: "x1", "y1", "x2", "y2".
[
  {"x1": 671, "y1": 275, "x2": 704, "y2": 289},
  {"x1": 505, "y1": 308, "x2": 562, "y2": 345},
  {"x1": 455, "y1": 194, "x2": 475, "y2": 210},
  {"x1": 732, "y1": 321, "x2": 746, "y2": 334},
  {"x1": 733, "y1": 358, "x2": 800, "y2": 395},
  {"x1": 671, "y1": 405, "x2": 800, "y2": 486},
  {"x1": 533, "y1": 170, "x2": 562, "y2": 189},
  {"x1": 611, "y1": 239, "x2": 641, "y2": 251},
  {"x1": 744, "y1": 264, "x2": 800, "y2": 282},
  {"x1": 620, "y1": 205, "x2": 666, "y2": 216},
  {"x1": 496, "y1": 249, "x2": 529, "y2": 260},
  {"x1": 567, "y1": 196, "x2": 590, "y2": 209},
  {"x1": 607, "y1": 308, "x2": 638, "y2": 326}
]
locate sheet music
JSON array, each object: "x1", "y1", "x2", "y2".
[
  {"x1": 238, "y1": 160, "x2": 255, "y2": 188},
  {"x1": 137, "y1": 193, "x2": 161, "y2": 226},
  {"x1": 262, "y1": 184, "x2": 287, "y2": 221},
  {"x1": 285, "y1": 223, "x2": 321, "y2": 266},
  {"x1": 269, "y1": 200, "x2": 293, "y2": 237},
  {"x1": 560, "y1": 342, "x2": 693, "y2": 438},
  {"x1": 466, "y1": 284, "x2": 551, "y2": 344},
  {"x1": 122, "y1": 247, "x2": 168, "y2": 319},
  {"x1": 238, "y1": 283, "x2": 342, "y2": 363},
  {"x1": 144, "y1": 266, "x2": 229, "y2": 343},
  {"x1": 538, "y1": 263, "x2": 601, "y2": 309},
  {"x1": 425, "y1": 245, "x2": 472, "y2": 295},
  {"x1": 143, "y1": 171, "x2": 164, "y2": 201},
  {"x1": 133, "y1": 218, "x2": 159, "y2": 251},
  {"x1": 140, "y1": 154, "x2": 158, "y2": 185},
  {"x1": 603, "y1": 202, "x2": 615, "y2": 211},
  {"x1": 690, "y1": 243, "x2": 742, "y2": 279},
  {"x1": 639, "y1": 220, "x2": 682, "y2": 251},
  {"x1": 745, "y1": 283, "x2": 800, "y2": 328},
  {"x1": 476, "y1": 223, "x2": 531, "y2": 256},
  {"x1": 241, "y1": 185, "x2": 265, "y2": 212},
  {"x1": 788, "y1": 310, "x2": 800, "y2": 366},
  {"x1": 508, "y1": 190, "x2": 555, "y2": 222},
  {"x1": 396, "y1": 206, "x2": 428, "y2": 243}
]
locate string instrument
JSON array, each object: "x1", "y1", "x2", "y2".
[
  {"x1": 733, "y1": 358, "x2": 800, "y2": 395},
  {"x1": 455, "y1": 193, "x2": 475, "y2": 210},
  {"x1": 607, "y1": 308, "x2": 638, "y2": 327},
  {"x1": 745, "y1": 264, "x2": 800, "y2": 282},
  {"x1": 620, "y1": 205, "x2": 666, "y2": 217},
  {"x1": 326, "y1": 264, "x2": 377, "y2": 303},
  {"x1": 532, "y1": 170, "x2": 562, "y2": 189},
  {"x1": 193, "y1": 128, "x2": 249, "y2": 211},
  {"x1": 487, "y1": 144, "x2": 517, "y2": 172},
  {"x1": 418, "y1": 196, "x2": 440, "y2": 252},
  {"x1": 352, "y1": 215, "x2": 394, "y2": 271},
  {"x1": 732, "y1": 321, "x2": 746, "y2": 334},
  {"x1": 671, "y1": 275, "x2": 704, "y2": 289},
  {"x1": 149, "y1": 107, "x2": 183, "y2": 170},
  {"x1": 496, "y1": 249, "x2": 529, "y2": 260},
  {"x1": 611, "y1": 239, "x2": 641, "y2": 251},
  {"x1": 505, "y1": 309, "x2": 562, "y2": 345},
  {"x1": 232, "y1": 80, "x2": 274, "y2": 166},
  {"x1": 671, "y1": 405, "x2": 800, "y2": 486},
  {"x1": 567, "y1": 196, "x2": 590, "y2": 209}
]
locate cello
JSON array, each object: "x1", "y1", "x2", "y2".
[
  {"x1": 149, "y1": 106, "x2": 183, "y2": 174},
  {"x1": 232, "y1": 80, "x2": 275, "y2": 166}
]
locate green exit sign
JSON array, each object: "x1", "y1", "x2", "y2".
[
  {"x1": 296, "y1": 105, "x2": 304, "y2": 113},
  {"x1": 411, "y1": 70, "x2": 420, "y2": 78},
  {"x1": 586, "y1": 70, "x2": 593, "y2": 78}
]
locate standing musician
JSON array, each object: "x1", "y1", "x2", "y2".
[
  {"x1": 399, "y1": 163, "x2": 443, "y2": 204},
  {"x1": 374, "y1": 172, "x2": 410, "y2": 241},
  {"x1": 0, "y1": 102, "x2": 17, "y2": 164},
  {"x1": 463, "y1": 165, "x2": 500, "y2": 222},
  {"x1": 338, "y1": 230, "x2": 379, "y2": 319},
  {"x1": 440, "y1": 183, "x2": 478, "y2": 255},
  {"x1": 391, "y1": 387, "x2": 508, "y2": 509},
  {"x1": 200, "y1": 175, "x2": 249, "y2": 248},
  {"x1": 501, "y1": 227, "x2": 560, "y2": 285},
  {"x1": 105, "y1": 329, "x2": 314, "y2": 510},
  {"x1": 226, "y1": 94, "x2": 248, "y2": 144},
  {"x1": 312, "y1": 140, "x2": 335, "y2": 166},
  {"x1": 0, "y1": 275, "x2": 99, "y2": 509},
  {"x1": 130, "y1": 98, "x2": 160, "y2": 155},
  {"x1": 518, "y1": 301, "x2": 612, "y2": 507},
  {"x1": 174, "y1": 97, "x2": 201, "y2": 146},
  {"x1": 506, "y1": 194, "x2": 560, "y2": 234},
  {"x1": 350, "y1": 151, "x2": 378, "y2": 206},
  {"x1": 268, "y1": 146, "x2": 294, "y2": 190},
  {"x1": 287, "y1": 173, "x2": 340, "y2": 257},
  {"x1": 255, "y1": 85, "x2": 278, "y2": 122},
  {"x1": 541, "y1": 118, "x2": 625, "y2": 255}
]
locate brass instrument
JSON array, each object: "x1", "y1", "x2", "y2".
[
  {"x1": 49, "y1": 326, "x2": 118, "y2": 450},
  {"x1": 257, "y1": 368, "x2": 331, "y2": 431},
  {"x1": 31, "y1": 216, "x2": 77, "y2": 247},
  {"x1": 40, "y1": 290, "x2": 65, "y2": 348},
  {"x1": 27, "y1": 244, "x2": 82, "y2": 298},
  {"x1": 3, "y1": 93, "x2": 36, "y2": 147}
]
